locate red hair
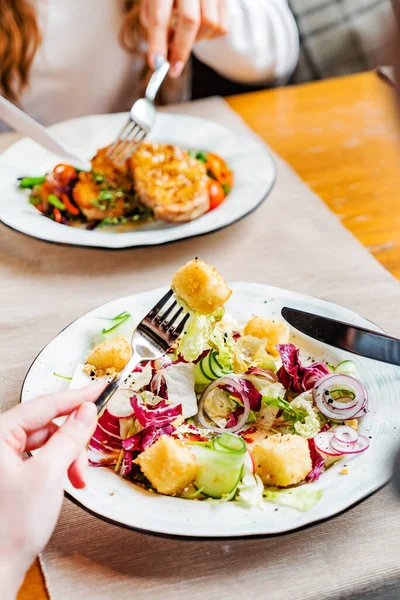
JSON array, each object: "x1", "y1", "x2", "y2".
[{"x1": 0, "y1": 0, "x2": 142, "y2": 102}]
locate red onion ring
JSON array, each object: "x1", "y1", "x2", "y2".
[
  {"x1": 313, "y1": 430, "x2": 369, "y2": 456},
  {"x1": 331, "y1": 434, "x2": 370, "y2": 455},
  {"x1": 198, "y1": 375, "x2": 250, "y2": 433},
  {"x1": 333, "y1": 425, "x2": 359, "y2": 445},
  {"x1": 313, "y1": 432, "x2": 343, "y2": 456},
  {"x1": 313, "y1": 374, "x2": 368, "y2": 420}
]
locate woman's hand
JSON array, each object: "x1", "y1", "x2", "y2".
[
  {"x1": 140, "y1": 0, "x2": 229, "y2": 78},
  {"x1": 0, "y1": 384, "x2": 102, "y2": 598}
]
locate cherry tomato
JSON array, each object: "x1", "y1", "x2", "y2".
[
  {"x1": 206, "y1": 153, "x2": 234, "y2": 188},
  {"x1": 208, "y1": 180, "x2": 226, "y2": 211},
  {"x1": 53, "y1": 163, "x2": 78, "y2": 186}
]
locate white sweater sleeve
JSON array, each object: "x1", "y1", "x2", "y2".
[{"x1": 193, "y1": 0, "x2": 299, "y2": 86}]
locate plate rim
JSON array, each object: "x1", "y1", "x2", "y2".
[
  {"x1": 0, "y1": 113, "x2": 276, "y2": 249},
  {"x1": 20, "y1": 283, "x2": 392, "y2": 539}
]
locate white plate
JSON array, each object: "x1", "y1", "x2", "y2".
[
  {"x1": 21, "y1": 283, "x2": 400, "y2": 538},
  {"x1": 0, "y1": 113, "x2": 275, "y2": 249}
]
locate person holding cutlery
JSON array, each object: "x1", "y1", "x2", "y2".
[{"x1": 0, "y1": 0, "x2": 299, "y2": 127}]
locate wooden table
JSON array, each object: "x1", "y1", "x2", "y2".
[{"x1": 17, "y1": 70, "x2": 400, "y2": 599}]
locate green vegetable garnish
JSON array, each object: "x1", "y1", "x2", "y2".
[
  {"x1": 100, "y1": 311, "x2": 132, "y2": 334},
  {"x1": 330, "y1": 388, "x2": 356, "y2": 400},
  {"x1": 262, "y1": 396, "x2": 305, "y2": 422},
  {"x1": 264, "y1": 486, "x2": 323, "y2": 512},
  {"x1": 29, "y1": 196, "x2": 41, "y2": 206},
  {"x1": 187, "y1": 149, "x2": 208, "y2": 163},
  {"x1": 195, "y1": 151, "x2": 208, "y2": 163},
  {"x1": 19, "y1": 176, "x2": 46, "y2": 189},
  {"x1": 99, "y1": 216, "x2": 128, "y2": 227},
  {"x1": 98, "y1": 190, "x2": 114, "y2": 202},
  {"x1": 222, "y1": 183, "x2": 231, "y2": 195},
  {"x1": 48, "y1": 194, "x2": 66, "y2": 210},
  {"x1": 53, "y1": 372, "x2": 72, "y2": 380}
]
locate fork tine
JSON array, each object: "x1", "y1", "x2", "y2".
[
  {"x1": 146, "y1": 289, "x2": 173, "y2": 319},
  {"x1": 165, "y1": 306, "x2": 183, "y2": 330},
  {"x1": 173, "y1": 312, "x2": 190, "y2": 337},
  {"x1": 107, "y1": 118, "x2": 133, "y2": 157},
  {"x1": 156, "y1": 299, "x2": 177, "y2": 323},
  {"x1": 114, "y1": 127, "x2": 146, "y2": 164}
]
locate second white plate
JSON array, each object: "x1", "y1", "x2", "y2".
[{"x1": 0, "y1": 113, "x2": 275, "y2": 249}]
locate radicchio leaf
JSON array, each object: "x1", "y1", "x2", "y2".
[
  {"x1": 223, "y1": 378, "x2": 262, "y2": 411},
  {"x1": 277, "y1": 344, "x2": 330, "y2": 393},
  {"x1": 122, "y1": 424, "x2": 175, "y2": 453},
  {"x1": 306, "y1": 437, "x2": 325, "y2": 482},
  {"x1": 130, "y1": 393, "x2": 182, "y2": 427}
]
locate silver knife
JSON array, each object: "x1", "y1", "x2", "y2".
[{"x1": 281, "y1": 307, "x2": 400, "y2": 366}]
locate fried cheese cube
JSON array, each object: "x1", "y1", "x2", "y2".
[
  {"x1": 85, "y1": 336, "x2": 131, "y2": 372},
  {"x1": 244, "y1": 316, "x2": 290, "y2": 357},
  {"x1": 252, "y1": 433, "x2": 312, "y2": 487},
  {"x1": 172, "y1": 259, "x2": 231, "y2": 315},
  {"x1": 137, "y1": 436, "x2": 198, "y2": 496}
]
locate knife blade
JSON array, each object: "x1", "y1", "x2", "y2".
[{"x1": 281, "y1": 307, "x2": 400, "y2": 366}]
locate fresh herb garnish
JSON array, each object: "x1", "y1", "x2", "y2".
[
  {"x1": 48, "y1": 194, "x2": 65, "y2": 210},
  {"x1": 53, "y1": 372, "x2": 72, "y2": 380},
  {"x1": 262, "y1": 396, "x2": 306, "y2": 422},
  {"x1": 222, "y1": 183, "x2": 231, "y2": 195},
  {"x1": 187, "y1": 149, "x2": 208, "y2": 163},
  {"x1": 19, "y1": 176, "x2": 46, "y2": 189},
  {"x1": 99, "y1": 216, "x2": 128, "y2": 227},
  {"x1": 100, "y1": 311, "x2": 132, "y2": 334}
]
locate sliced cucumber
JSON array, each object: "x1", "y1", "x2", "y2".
[
  {"x1": 193, "y1": 445, "x2": 245, "y2": 499},
  {"x1": 194, "y1": 350, "x2": 233, "y2": 386},
  {"x1": 335, "y1": 360, "x2": 358, "y2": 378},
  {"x1": 212, "y1": 433, "x2": 246, "y2": 454}
]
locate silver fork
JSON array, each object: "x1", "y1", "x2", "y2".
[
  {"x1": 107, "y1": 55, "x2": 170, "y2": 166},
  {"x1": 94, "y1": 289, "x2": 189, "y2": 415}
]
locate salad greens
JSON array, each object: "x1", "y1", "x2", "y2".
[{"x1": 77, "y1": 283, "x2": 367, "y2": 513}]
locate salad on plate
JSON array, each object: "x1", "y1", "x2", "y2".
[{"x1": 67, "y1": 260, "x2": 370, "y2": 511}]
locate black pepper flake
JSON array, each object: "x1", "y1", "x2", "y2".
[
  {"x1": 274, "y1": 508, "x2": 278, "y2": 512},
  {"x1": 369, "y1": 436, "x2": 372, "y2": 439}
]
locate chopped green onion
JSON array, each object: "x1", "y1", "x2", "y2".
[
  {"x1": 29, "y1": 196, "x2": 41, "y2": 206},
  {"x1": 100, "y1": 311, "x2": 132, "y2": 334},
  {"x1": 48, "y1": 194, "x2": 66, "y2": 210},
  {"x1": 19, "y1": 176, "x2": 46, "y2": 189},
  {"x1": 330, "y1": 388, "x2": 356, "y2": 400},
  {"x1": 92, "y1": 172, "x2": 105, "y2": 183},
  {"x1": 187, "y1": 149, "x2": 197, "y2": 159},
  {"x1": 222, "y1": 183, "x2": 231, "y2": 195},
  {"x1": 98, "y1": 190, "x2": 114, "y2": 202},
  {"x1": 115, "y1": 450, "x2": 124, "y2": 474},
  {"x1": 195, "y1": 151, "x2": 208, "y2": 163},
  {"x1": 53, "y1": 372, "x2": 72, "y2": 380},
  {"x1": 181, "y1": 486, "x2": 205, "y2": 499}
]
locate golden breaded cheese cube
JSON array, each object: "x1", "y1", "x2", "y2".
[
  {"x1": 244, "y1": 317, "x2": 290, "y2": 357},
  {"x1": 137, "y1": 436, "x2": 198, "y2": 496},
  {"x1": 172, "y1": 259, "x2": 231, "y2": 315},
  {"x1": 86, "y1": 336, "x2": 131, "y2": 372},
  {"x1": 252, "y1": 433, "x2": 312, "y2": 487}
]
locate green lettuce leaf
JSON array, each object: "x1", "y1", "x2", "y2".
[
  {"x1": 264, "y1": 486, "x2": 323, "y2": 511},
  {"x1": 291, "y1": 391, "x2": 323, "y2": 438},
  {"x1": 178, "y1": 313, "x2": 213, "y2": 362}
]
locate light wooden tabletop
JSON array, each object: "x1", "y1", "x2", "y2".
[{"x1": 16, "y1": 70, "x2": 400, "y2": 599}]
